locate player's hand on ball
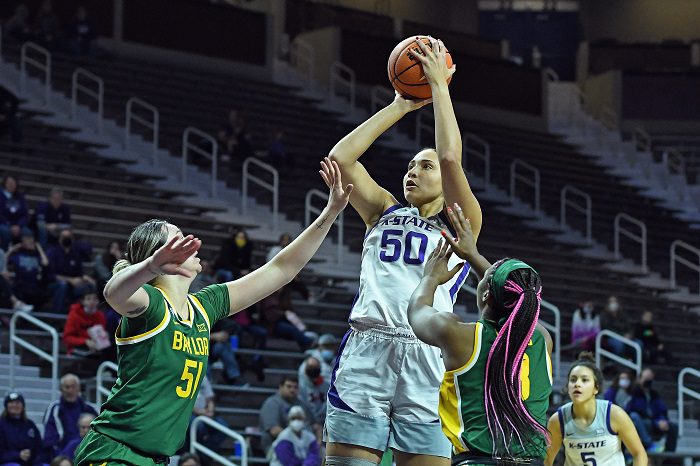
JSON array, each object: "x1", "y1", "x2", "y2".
[
  {"x1": 413, "y1": 37, "x2": 456, "y2": 86},
  {"x1": 149, "y1": 234, "x2": 201, "y2": 278},
  {"x1": 424, "y1": 239, "x2": 464, "y2": 285},
  {"x1": 392, "y1": 90, "x2": 432, "y2": 114},
  {"x1": 442, "y1": 202, "x2": 478, "y2": 261},
  {"x1": 320, "y1": 157, "x2": 354, "y2": 215}
]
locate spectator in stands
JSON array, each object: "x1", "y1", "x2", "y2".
[
  {"x1": 268, "y1": 129, "x2": 293, "y2": 169},
  {"x1": 186, "y1": 376, "x2": 229, "y2": 460},
  {"x1": 43, "y1": 374, "x2": 98, "y2": 458},
  {"x1": 34, "y1": 0, "x2": 61, "y2": 50},
  {"x1": 217, "y1": 109, "x2": 253, "y2": 165},
  {"x1": 209, "y1": 317, "x2": 242, "y2": 385},
  {"x1": 259, "y1": 376, "x2": 318, "y2": 455},
  {"x1": 566, "y1": 300, "x2": 600, "y2": 352},
  {"x1": 50, "y1": 455, "x2": 72, "y2": 466},
  {"x1": 0, "y1": 85, "x2": 22, "y2": 143},
  {"x1": 270, "y1": 406, "x2": 321, "y2": 466},
  {"x1": 627, "y1": 368, "x2": 677, "y2": 453},
  {"x1": 62, "y1": 286, "x2": 110, "y2": 358},
  {"x1": 6, "y1": 229, "x2": 64, "y2": 311},
  {"x1": 259, "y1": 286, "x2": 314, "y2": 350},
  {"x1": 298, "y1": 356, "x2": 329, "y2": 425},
  {"x1": 214, "y1": 229, "x2": 252, "y2": 281},
  {"x1": 58, "y1": 412, "x2": 94, "y2": 460},
  {"x1": 231, "y1": 306, "x2": 267, "y2": 381},
  {"x1": 298, "y1": 333, "x2": 338, "y2": 383},
  {"x1": 2, "y1": 4, "x2": 32, "y2": 43},
  {"x1": 633, "y1": 310, "x2": 671, "y2": 364},
  {"x1": 600, "y1": 295, "x2": 632, "y2": 357},
  {"x1": 178, "y1": 452, "x2": 201, "y2": 466},
  {"x1": 0, "y1": 392, "x2": 43, "y2": 466},
  {"x1": 66, "y1": 6, "x2": 96, "y2": 55},
  {"x1": 0, "y1": 175, "x2": 29, "y2": 249},
  {"x1": 47, "y1": 229, "x2": 95, "y2": 310},
  {"x1": 189, "y1": 259, "x2": 216, "y2": 293},
  {"x1": 0, "y1": 246, "x2": 33, "y2": 313},
  {"x1": 93, "y1": 241, "x2": 122, "y2": 291},
  {"x1": 266, "y1": 233, "x2": 292, "y2": 263},
  {"x1": 33, "y1": 188, "x2": 71, "y2": 249},
  {"x1": 603, "y1": 369, "x2": 635, "y2": 408}
]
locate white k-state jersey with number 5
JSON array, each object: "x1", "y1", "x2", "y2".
[{"x1": 350, "y1": 205, "x2": 471, "y2": 330}]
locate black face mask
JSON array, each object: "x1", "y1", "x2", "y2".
[
  {"x1": 61, "y1": 238, "x2": 73, "y2": 248},
  {"x1": 643, "y1": 380, "x2": 653, "y2": 389},
  {"x1": 305, "y1": 367, "x2": 321, "y2": 379}
]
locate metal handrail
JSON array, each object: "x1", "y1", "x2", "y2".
[
  {"x1": 463, "y1": 133, "x2": 491, "y2": 190},
  {"x1": 71, "y1": 67, "x2": 104, "y2": 135},
  {"x1": 329, "y1": 61, "x2": 356, "y2": 112},
  {"x1": 415, "y1": 110, "x2": 434, "y2": 150},
  {"x1": 242, "y1": 157, "x2": 279, "y2": 231},
  {"x1": 305, "y1": 189, "x2": 343, "y2": 264},
  {"x1": 20, "y1": 42, "x2": 51, "y2": 106},
  {"x1": 191, "y1": 416, "x2": 248, "y2": 466},
  {"x1": 670, "y1": 240, "x2": 700, "y2": 292},
  {"x1": 462, "y1": 278, "x2": 561, "y2": 378},
  {"x1": 10, "y1": 311, "x2": 59, "y2": 395},
  {"x1": 96, "y1": 361, "x2": 118, "y2": 407},
  {"x1": 614, "y1": 213, "x2": 647, "y2": 272},
  {"x1": 510, "y1": 159, "x2": 540, "y2": 214},
  {"x1": 678, "y1": 367, "x2": 700, "y2": 437},
  {"x1": 560, "y1": 185, "x2": 592, "y2": 244},
  {"x1": 633, "y1": 127, "x2": 651, "y2": 152},
  {"x1": 544, "y1": 67, "x2": 559, "y2": 82},
  {"x1": 125, "y1": 97, "x2": 159, "y2": 165},
  {"x1": 290, "y1": 39, "x2": 314, "y2": 86},
  {"x1": 595, "y1": 330, "x2": 642, "y2": 376},
  {"x1": 182, "y1": 127, "x2": 218, "y2": 198}
]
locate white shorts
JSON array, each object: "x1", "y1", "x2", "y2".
[{"x1": 324, "y1": 322, "x2": 452, "y2": 457}]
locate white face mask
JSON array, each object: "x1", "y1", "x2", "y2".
[
  {"x1": 608, "y1": 302, "x2": 619, "y2": 311},
  {"x1": 289, "y1": 419, "x2": 304, "y2": 432},
  {"x1": 618, "y1": 378, "x2": 630, "y2": 389}
]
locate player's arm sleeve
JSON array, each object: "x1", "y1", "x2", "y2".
[{"x1": 193, "y1": 284, "x2": 231, "y2": 324}]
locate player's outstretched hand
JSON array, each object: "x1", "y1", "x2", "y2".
[
  {"x1": 320, "y1": 157, "x2": 354, "y2": 215},
  {"x1": 413, "y1": 37, "x2": 455, "y2": 86},
  {"x1": 392, "y1": 90, "x2": 432, "y2": 114},
  {"x1": 424, "y1": 239, "x2": 464, "y2": 285},
  {"x1": 150, "y1": 234, "x2": 201, "y2": 278},
  {"x1": 442, "y1": 202, "x2": 478, "y2": 261}
]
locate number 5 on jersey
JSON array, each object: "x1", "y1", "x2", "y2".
[{"x1": 177, "y1": 359, "x2": 203, "y2": 399}]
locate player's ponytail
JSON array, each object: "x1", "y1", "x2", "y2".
[
  {"x1": 483, "y1": 259, "x2": 549, "y2": 459},
  {"x1": 113, "y1": 219, "x2": 169, "y2": 284}
]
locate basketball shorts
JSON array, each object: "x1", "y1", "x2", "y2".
[
  {"x1": 74, "y1": 429, "x2": 170, "y2": 466},
  {"x1": 324, "y1": 322, "x2": 451, "y2": 458}
]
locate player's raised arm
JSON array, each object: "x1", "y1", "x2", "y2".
[
  {"x1": 328, "y1": 94, "x2": 429, "y2": 226},
  {"x1": 413, "y1": 38, "x2": 483, "y2": 238},
  {"x1": 224, "y1": 158, "x2": 352, "y2": 315},
  {"x1": 103, "y1": 234, "x2": 201, "y2": 317}
]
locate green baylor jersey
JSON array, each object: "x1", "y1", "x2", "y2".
[
  {"x1": 91, "y1": 284, "x2": 229, "y2": 456},
  {"x1": 439, "y1": 319, "x2": 552, "y2": 459}
]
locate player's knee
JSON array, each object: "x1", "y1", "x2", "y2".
[{"x1": 325, "y1": 456, "x2": 379, "y2": 466}]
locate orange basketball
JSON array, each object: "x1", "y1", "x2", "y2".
[{"x1": 388, "y1": 36, "x2": 453, "y2": 100}]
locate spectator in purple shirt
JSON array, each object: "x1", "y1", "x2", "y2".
[
  {"x1": 270, "y1": 406, "x2": 320, "y2": 466},
  {"x1": 0, "y1": 175, "x2": 29, "y2": 249},
  {"x1": 46, "y1": 229, "x2": 94, "y2": 311},
  {"x1": 33, "y1": 187, "x2": 71, "y2": 249}
]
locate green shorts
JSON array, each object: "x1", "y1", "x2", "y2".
[{"x1": 74, "y1": 429, "x2": 170, "y2": 466}]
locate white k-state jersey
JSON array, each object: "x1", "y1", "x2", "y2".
[
  {"x1": 559, "y1": 399, "x2": 625, "y2": 466},
  {"x1": 349, "y1": 205, "x2": 471, "y2": 330}
]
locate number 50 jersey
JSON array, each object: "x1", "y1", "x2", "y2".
[
  {"x1": 92, "y1": 284, "x2": 230, "y2": 456},
  {"x1": 350, "y1": 205, "x2": 470, "y2": 330}
]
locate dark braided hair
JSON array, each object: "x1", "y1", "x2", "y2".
[{"x1": 484, "y1": 260, "x2": 549, "y2": 458}]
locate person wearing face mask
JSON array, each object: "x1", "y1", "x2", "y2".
[
  {"x1": 297, "y1": 333, "x2": 338, "y2": 383},
  {"x1": 62, "y1": 286, "x2": 109, "y2": 357},
  {"x1": 214, "y1": 229, "x2": 252, "y2": 282},
  {"x1": 604, "y1": 370, "x2": 635, "y2": 408},
  {"x1": 566, "y1": 301, "x2": 600, "y2": 352},
  {"x1": 600, "y1": 296, "x2": 632, "y2": 357},
  {"x1": 46, "y1": 229, "x2": 96, "y2": 312},
  {"x1": 626, "y1": 368, "x2": 678, "y2": 453},
  {"x1": 270, "y1": 406, "x2": 321, "y2": 466},
  {"x1": 298, "y1": 357, "x2": 330, "y2": 425}
]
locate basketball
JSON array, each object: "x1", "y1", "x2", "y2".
[{"x1": 388, "y1": 36, "x2": 453, "y2": 100}]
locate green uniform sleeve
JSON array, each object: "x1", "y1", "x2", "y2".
[
  {"x1": 118, "y1": 284, "x2": 167, "y2": 339},
  {"x1": 193, "y1": 284, "x2": 230, "y2": 325}
]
